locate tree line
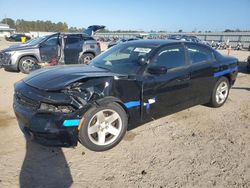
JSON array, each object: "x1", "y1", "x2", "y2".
[
  {"x1": 1, "y1": 18, "x2": 83, "y2": 33},
  {"x1": 1, "y1": 18, "x2": 143, "y2": 33},
  {"x1": 1, "y1": 18, "x2": 249, "y2": 33}
]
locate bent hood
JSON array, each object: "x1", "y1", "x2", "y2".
[
  {"x1": 1, "y1": 44, "x2": 37, "y2": 53},
  {"x1": 23, "y1": 65, "x2": 120, "y2": 91}
]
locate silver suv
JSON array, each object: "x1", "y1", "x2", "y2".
[{"x1": 0, "y1": 25, "x2": 104, "y2": 74}]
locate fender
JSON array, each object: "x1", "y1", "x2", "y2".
[{"x1": 95, "y1": 96, "x2": 128, "y2": 113}]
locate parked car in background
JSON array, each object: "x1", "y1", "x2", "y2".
[
  {"x1": 14, "y1": 40, "x2": 238, "y2": 151},
  {"x1": 108, "y1": 38, "x2": 139, "y2": 48},
  {"x1": 167, "y1": 35, "x2": 210, "y2": 46},
  {"x1": 234, "y1": 42, "x2": 243, "y2": 50},
  {"x1": 247, "y1": 55, "x2": 250, "y2": 72},
  {"x1": 0, "y1": 25, "x2": 104, "y2": 74},
  {"x1": 5, "y1": 34, "x2": 31, "y2": 42},
  {"x1": 7, "y1": 37, "x2": 38, "y2": 49}
]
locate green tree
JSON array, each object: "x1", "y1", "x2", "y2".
[{"x1": 1, "y1": 18, "x2": 15, "y2": 28}]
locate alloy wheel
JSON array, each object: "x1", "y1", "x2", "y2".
[
  {"x1": 81, "y1": 55, "x2": 93, "y2": 64},
  {"x1": 215, "y1": 81, "x2": 228, "y2": 104},
  {"x1": 22, "y1": 59, "x2": 35, "y2": 73},
  {"x1": 87, "y1": 109, "x2": 122, "y2": 146}
]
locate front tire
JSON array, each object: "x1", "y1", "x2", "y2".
[
  {"x1": 79, "y1": 53, "x2": 94, "y2": 65},
  {"x1": 210, "y1": 77, "x2": 230, "y2": 107},
  {"x1": 19, "y1": 56, "x2": 38, "y2": 74},
  {"x1": 78, "y1": 102, "x2": 128, "y2": 151}
]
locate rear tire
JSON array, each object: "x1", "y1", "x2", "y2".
[
  {"x1": 19, "y1": 56, "x2": 38, "y2": 74},
  {"x1": 78, "y1": 102, "x2": 128, "y2": 151},
  {"x1": 209, "y1": 77, "x2": 230, "y2": 108},
  {"x1": 79, "y1": 53, "x2": 94, "y2": 65}
]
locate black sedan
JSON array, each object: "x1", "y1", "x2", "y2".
[
  {"x1": 14, "y1": 40, "x2": 238, "y2": 151},
  {"x1": 247, "y1": 55, "x2": 250, "y2": 72},
  {"x1": 5, "y1": 34, "x2": 31, "y2": 42}
]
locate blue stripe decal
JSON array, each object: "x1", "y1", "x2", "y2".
[
  {"x1": 214, "y1": 66, "x2": 238, "y2": 77},
  {"x1": 63, "y1": 119, "x2": 80, "y2": 127},
  {"x1": 124, "y1": 100, "x2": 140, "y2": 108}
]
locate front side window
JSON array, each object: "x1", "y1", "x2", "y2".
[
  {"x1": 153, "y1": 45, "x2": 186, "y2": 69},
  {"x1": 44, "y1": 36, "x2": 58, "y2": 46},
  {"x1": 186, "y1": 44, "x2": 214, "y2": 64},
  {"x1": 28, "y1": 36, "x2": 47, "y2": 46},
  {"x1": 90, "y1": 44, "x2": 153, "y2": 75}
]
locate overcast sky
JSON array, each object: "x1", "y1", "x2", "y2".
[{"x1": 0, "y1": 0, "x2": 249, "y2": 31}]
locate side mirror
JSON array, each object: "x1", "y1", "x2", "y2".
[
  {"x1": 148, "y1": 65, "x2": 167, "y2": 75},
  {"x1": 39, "y1": 42, "x2": 45, "y2": 48},
  {"x1": 138, "y1": 55, "x2": 148, "y2": 65}
]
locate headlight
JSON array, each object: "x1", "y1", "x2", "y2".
[
  {"x1": 5, "y1": 51, "x2": 16, "y2": 56},
  {"x1": 39, "y1": 103, "x2": 75, "y2": 113},
  {"x1": 63, "y1": 82, "x2": 95, "y2": 102}
]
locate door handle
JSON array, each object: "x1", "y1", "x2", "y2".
[{"x1": 176, "y1": 74, "x2": 191, "y2": 82}]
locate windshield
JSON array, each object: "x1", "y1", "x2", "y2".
[
  {"x1": 90, "y1": 43, "x2": 153, "y2": 75},
  {"x1": 27, "y1": 36, "x2": 48, "y2": 46}
]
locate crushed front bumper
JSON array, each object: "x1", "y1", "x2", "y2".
[
  {"x1": 0, "y1": 52, "x2": 11, "y2": 66},
  {"x1": 14, "y1": 100, "x2": 79, "y2": 147}
]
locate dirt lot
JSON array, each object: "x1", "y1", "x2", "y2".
[{"x1": 0, "y1": 38, "x2": 250, "y2": 188}]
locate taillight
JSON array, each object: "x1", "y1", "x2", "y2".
[{"x1": 97, "y1": 42, "x2": 101, "y2": 49}]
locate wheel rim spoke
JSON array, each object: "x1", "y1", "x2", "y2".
[
  {"x1": 96, "y1": 111, "x2": 105, "y2": 123},
  {"x1": 220, "y1": 85, "x2": 227, "y2": 92},
  {"x1": 97, "y1": 131, "x2": 106, "y2": 144},
  {"x1": 219, "y1": 93, "x2": 225, "y2": 100},
  {"x1": 216, "y1": 95, "x2": 219, "y2": 102},
  {"x1": 106, "y1": 125, "x2": 119, "y2": 136},
  {"x1": 88, "y1": 124, "x2": 99, "y2": 134},
  {"x1": 106, "y1": 113, "x2": 119, "y2": 124}
]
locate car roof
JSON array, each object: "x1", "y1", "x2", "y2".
[
  {"x1": 125, "y1": 39, "x2": 185, "y2": 47},
  {"x1": 124, "y1": 39, "x2": 212, "y2": 50}
]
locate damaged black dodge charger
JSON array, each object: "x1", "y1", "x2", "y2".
[{"x1": 14, "y1": 40, "x2": 238, "y2": 151}]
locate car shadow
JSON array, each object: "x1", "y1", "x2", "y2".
[
  {"x1": 1, "y1": 68, "x2": 19, "y2": 73},
  {"x1": 20, "y1": 140, "x2": 73, "y2": 188},
  {"x1": 232, "y1": 87, "x2": 250, "y2": 91}
]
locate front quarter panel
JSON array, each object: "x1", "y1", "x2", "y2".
[
  {"x1": 11, "y1": 48, "x2": 41, "y2": 65},
  {"x1": 111, "y1": 76, "x2": 142, "y2": 127}
]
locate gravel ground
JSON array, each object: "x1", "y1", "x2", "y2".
[{"x1": 0, "y1": 38, "x2": 250, "y2": 188}]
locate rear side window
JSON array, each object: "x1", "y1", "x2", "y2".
[
  {"x1": 65, "y1": 36, "x2": 82, "y2": 45},
  {"x1": 153, "y1": 45, "x2": 186, "y2": 69},
  {"x1": 186, "y1": 44, "x2": 214, "y2": 64},
  {"x1": 83, "y1": 37, "x2": 94, "y2": 41}
]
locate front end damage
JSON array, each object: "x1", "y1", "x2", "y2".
[
  {"x1": 0, "y1": 51, "x2": 11, "y2": 68},
  {"x1": 14, "y1": 77, "x2": 113, "y2": 147}
]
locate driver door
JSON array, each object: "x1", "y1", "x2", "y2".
[
  {"x1": 39, "y1": 33, "x2": 60, "y2": 63},
  {"x1": 142, "y1": 44, "x2": 192, "y2": 119}
]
